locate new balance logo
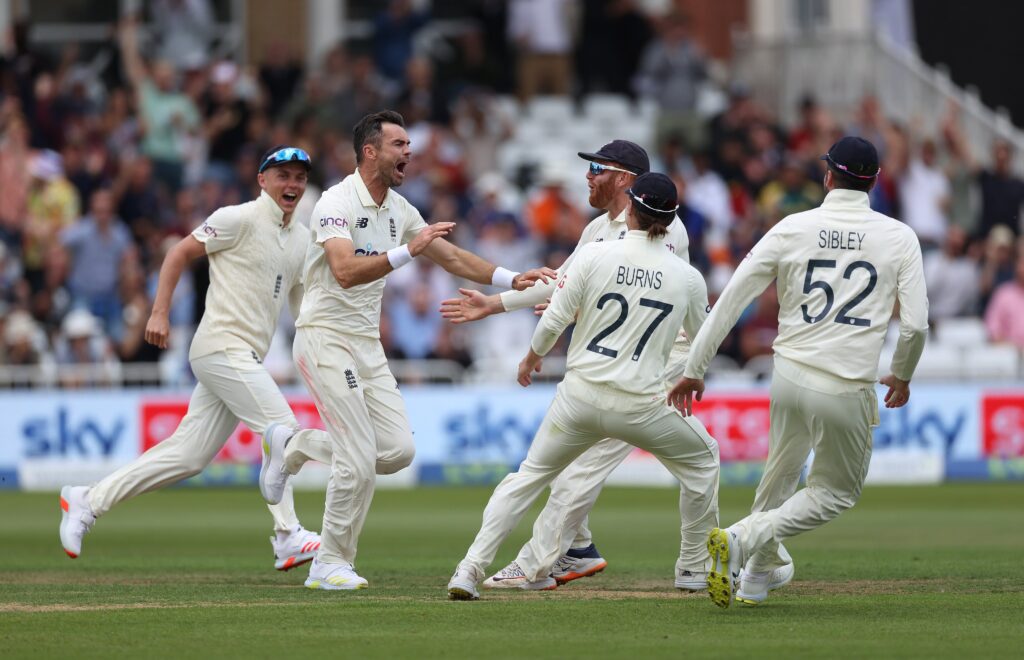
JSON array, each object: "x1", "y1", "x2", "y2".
[
  {"x1": 355, "y1": 217, "x2": 369, "y2": 229},
  {"x1": 273, "y1": 274, "x2": 283, "y2": 298},
  {"x1": 344, "y1": 369, "x2": 358, "y2": 389},
  {"x1": 618, "y1": 230, "x2": 626, "y2": 239}
]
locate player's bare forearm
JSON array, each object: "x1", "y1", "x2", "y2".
[
  {"x1": 425, "y1": 240, "x2": 498, "y2": 285},
  {"x1": 517, "y1": 349, "x2": 544, "y2": 387},
  {"x1": 330, "y1": 253, "x2": 393, "y2": 288}
]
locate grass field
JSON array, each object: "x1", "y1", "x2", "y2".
[{"x1": 1, "y1": 483, "x2": 1022, "y2": 659}]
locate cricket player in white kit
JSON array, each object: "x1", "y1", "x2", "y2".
[
  {"x1": 263, "y1": 110, "x2": 555, "y2": 591},
  {"x1": 448, "y1": 173, "x2": 720, "y2": 601},
  {"x1": 669, "y1": 137, "x2": 929, "y2": 608},
  {"x1": 59, "y1": 146, "x2": 334, "y2": 571},
  {"x1": 442, "y1": 141, "x2": 710, "y2": 590}
]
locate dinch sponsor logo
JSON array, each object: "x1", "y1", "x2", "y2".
[
  {"x1": 201, "y1": 222, "x2": 218, "y2": 237},
  {"x1": 319, "y1": 217, "x2": 348, "y2": 228}
]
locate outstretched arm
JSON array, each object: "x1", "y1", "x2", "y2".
[
  {"x1": 325, "y1": 222, "x2": 455, "y2": 289},
  {"x1": 422, "y1": 236, "x2": 556, "y2": 290}
]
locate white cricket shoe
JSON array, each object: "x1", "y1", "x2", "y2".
[
  {"x1": 447, "y1": 563, "x2": 482, "y2": 600},
  {"x1": 735, "y1": 563, "x2": 795, "y2": 606},
  {"x1": 259, "y1": 423, "x2": 291, "y2": 505},
  {"x1": 674, "y1": 569, "x2": 708, "y2": 592},
  {"x1": 59, "y1": 486, "x2": 95, "y2": 559},
  {"x1": 549, "y1": 545, "x2": 608, "y2": 585},
  {"x1": 483, "y1": 561, "x2": 558, "y2": 591},
  {"x1": 272, "y1": 525, "x2": 321, "y2": 571},
  {"x1": 304, "y1": 558, "x2": 368, "y2": 590},
  {"x1": 706, "y1": 527, "x2": 746, "y2": 609}
]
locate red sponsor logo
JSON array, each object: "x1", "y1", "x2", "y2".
[
  {"x1": 140, "y1": 398, "x2": 325, "y2": 464},
  {"x1": 982, "y1": 394, "x2": 1024, "y2": 457}
]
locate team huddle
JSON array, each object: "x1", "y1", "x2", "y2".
[{"x1": 58, "y1": 110, "x2": 928, "y2": 609}]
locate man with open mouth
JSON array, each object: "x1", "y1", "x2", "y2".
[
  {"x1": 261, "y1": 110, "x2": 557, "y2": 591},
  {"x1": 60, "y1": 145, "x2": 335, "y2": 574}
]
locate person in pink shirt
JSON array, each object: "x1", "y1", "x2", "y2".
[{"x1": 985, "y1": 249, "x2": 1024, "y2": 348}]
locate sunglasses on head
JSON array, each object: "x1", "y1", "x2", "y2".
[
  {"x1": 259, "y1": 147, "x2": 311, "y2": 173},
  {"x1": 588, "y1": 161, "x2": 634, "y2": 176}
]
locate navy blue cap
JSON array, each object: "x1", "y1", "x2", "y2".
[
  {"x1": 578, "y1": 140, "x2": 650, "y2": 175},
  {"x1": 821, "y1": 137, "x2": 880, "y2": 179},
  {"x1": 627, "y1": 172, "x2": 678, "y2": 219}
]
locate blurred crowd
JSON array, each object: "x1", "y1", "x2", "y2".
[{"x1": 1, "y1": 0, "x2": 1023, "y2": 388}]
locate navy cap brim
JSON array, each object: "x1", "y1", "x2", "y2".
[{"x1": 577, "y1": 151, "x2": 642, "y2": 173}]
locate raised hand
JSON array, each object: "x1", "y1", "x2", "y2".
[
  {"x1": 511, "y1": 267, "x2": 558, "y2": 291},
  {"x1": 409, "y1": 222, "x2": 456, "y2": 256},
  {"x1": 440, "y1": 288, "x2": 502, "y2": 324},
  {"x1": 667, "y1": 377, "x2": 705, "y2": 416}
]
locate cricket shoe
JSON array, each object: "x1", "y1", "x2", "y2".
[
  {"x1": 483, "y1": 561, "x2": 558, "y2": 591},
  {"x1": 735, "y1": 563, "x2": 795, "y2": 606},
  {"x1": 550, "y1": 543, "x2": 607, "y2": 585},
  {"x1": 447, "y1": 563, "x2": 482, "y2": 600},
  {"x1": 304, "y1": 558, "x2": 368, "y2": 590},
  {"x1": 674, "y1": 569, "x2": 708, "y2": 592},
  {"x1": 272, "y1": 525, "x2": 321, "y2": 571},
  {"x1": 259, "y1": 423, "x2": 292, "y2": 505},
  {"x1": 707, "y1": 527, "x2": 746, "y2": 609},
  {"x1": 59, "y1": 486, "x2": 95, "y2": 559}
]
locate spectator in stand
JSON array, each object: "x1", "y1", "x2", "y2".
[
  {"x1": 202, "y1": 60, "x2": 251, "y2": 185},
  {"x1": 388, "y1": 282, "x2": 446, "y2": 360},
  {"x1": 451, "y1": 92, "x2": 514, "y2": 178},
  {"x1": 54, "y1": 308, "x2": 117, "y2": 388},
  {"x1": 395, "y1": 57, "x2": 450, "y2": 126},
  {"x1": 373, "y1": 0, "x2": 429, "y2": 83},
  {"x1": 636, "y1": 12, "x2": 708, "y2": 149},
  {"x1": 977, "y1": 140, "x2": 1024, "y2": 240},
  {"x1": 258, "y1": 41, "x2": 304, "y2": 121},
  {"x1": 937, "y1": 103, "x2": 979, "y2": 236},
  {"x1": 117, "y1": 258, "x2": 163, "y2": 371},
  {"x1": 898, "y1": 139, "x2": 951, "y2": 251},
  {"x1": 0, "y1": 114, "x2": 33, "y2": 237},
  {"x1": 114, "y1": 155, "x2": 161, "y2": 241},
  {"x1": 979, "y1": 225, "x2": 1017, "y2": 310},
  {"x1": 508, "y1": 0, "x2": 577, "y2": 102},
  {"x1": 523, "y1": 163, "x2": 585, "y2": 252},
  {"x1": 22, "y1": 150, "x2": 80, "y2": 290},
  {"x1": 119, "y1": 15, "x2": 201, "y2": 194},
  {"x1": 924, "y1": 225, "x2": 980, "y2": 321},
  {"x1": 2, "y1": 309, "x2": 46, "y2": 369},
  {"x1": 150, "y1": 0, "x2": 215, "y2": 71},
  {"x1": 984, "y1": 247, "x2": 1024, "y2": 348},
  {"x1": 686, "y1": 149, "x2": 733, "y2": 253},
  {"x1": 756, "y1": 157, "x2": 821, "y2": 226},
  {"x1": 61, "y1": 139, "x2": 106, "y2": 207},
  {"x1": 60, "y1": 189, "x2": 134, "y2": 339},
  {"x1": 335, "y1": 54, "x2": 397, "y2": 132},
  {"x1": 577, "y1": 0, "x2": 652, "y2": 98}
]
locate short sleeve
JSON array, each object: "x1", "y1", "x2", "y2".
[
  {"x1": 311, "y1": 194, "x2": 353, "y2": 246},
  {"x1": 400, "y1": 203, "x2": 428, "y2": 244},
  {"x1": 192, "y1": 206, "x2": 246, "y2": 254}
]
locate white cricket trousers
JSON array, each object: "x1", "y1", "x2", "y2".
[
  {"x1": 88, "y1": 348, "x2": 332, "y2": 531},
  {"x1": 292, "y1": 327, "x2": 415, "y2": 565},
  {"x1": 461, "y1": 378, "x2": 720, "y2": 580},
  {"x1": 512, "y1": 346, "x2": 692, "y2": 578},
  {"x1": 733, "y1": 359, "x2": 879, "y2": 572}
]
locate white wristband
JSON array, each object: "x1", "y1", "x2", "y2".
[
  {"x1": 492, "y1": 266, "x2": 519, "y2": 289},
  {"x1": 387, "y1": 244, "x2": 413, "y2": 270}
]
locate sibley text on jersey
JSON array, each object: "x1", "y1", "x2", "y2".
[
  {"x1": 818, "y1": 229, "x2": 866, "y2": 250},
  {"x1": 615, "y1": 265, "x2": 663, "y2": 289}
]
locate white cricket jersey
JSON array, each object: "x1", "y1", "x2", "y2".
[
  {"x1": 501, "y1": 209, "x2": 689, "y2": 312},
  {"x1": 296, "y1": 171, "x2": 427, "y2": 338},
  {"x1": 532, "y1": 231, "x2": 709, "y2": 398},
  {"x1": 684, "y1": 189, "x2": 929, "y2": 386},
  {"x1": 189, "y1": 191, "x2": 308, "y2": 361}
]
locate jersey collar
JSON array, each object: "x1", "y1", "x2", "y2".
[
  {"x1": 608, "y1": 208, "x2": 628, "y2": 224},
  {"x1": 354, "y1": 170, "x2": 391, "y2": 211},
  {"x1": 258, "y1": 190, "x2": 289, "y2": 228},
  {"x1": 822, "y1": 189, "x2": 870, "y2": 208}
]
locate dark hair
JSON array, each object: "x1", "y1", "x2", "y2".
[
  {"x1": 260, "y1": 144, "x2": 289, "y2": 166},
  {"x1": 633, "y1": 207, "x2": 671, "y2": 239},
  {"x1": 353, "y1": 110, "x2": 406, "y2": 164},
  {"x1": 827, "y1": 166, "x2": 874, "y2": 193}
]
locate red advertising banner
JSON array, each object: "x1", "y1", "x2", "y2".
[
  {"x1": 140, "y1": 398, "x2": 326, "y2": 463},
  {"x1": 982, "y1": 394, "x2": 1024, "y2": 457},
  {"x1": 693, "y1": 394, "x2": 771, "y2": 461}
]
